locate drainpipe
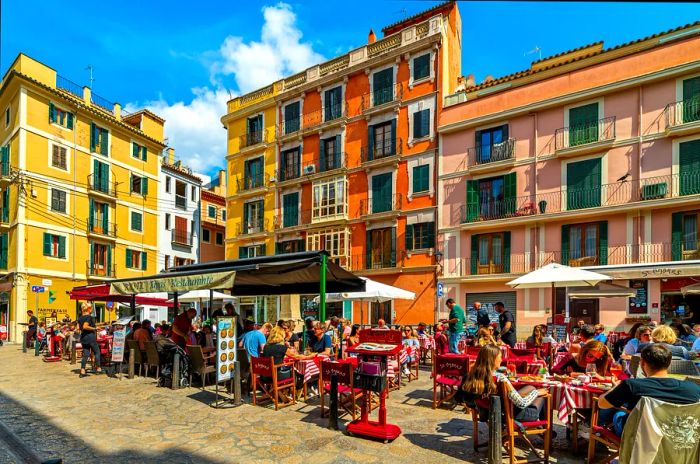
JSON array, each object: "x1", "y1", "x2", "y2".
[
  {"x1": 638, "y1": 85, "x2": 643, "y2": 261},
  {"x1": 72, "y1": 110, "x2": 77, "y2": 281},
  {"x1": 531, "y1": 112, "x2": 539, "y2": 261}
]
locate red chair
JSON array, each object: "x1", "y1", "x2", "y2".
[
  {"x1": 501, "y1": 381, "x2": 552, "y2": 464},
  {"x1": 588, "y1": 398, "x2": 621, "y2": 463},
  {"x1": 432, "y1": 354, "x2": 469, "y2": 409},
  {"x1": 319, "y1": 359, "x2": 363, "y2": 420},
  {"x1": 250, "y1": 356, "x2": 296, "y2": 410},
  {"x1": 466, "y1": 346, "x2": 481, "y2": 357}
]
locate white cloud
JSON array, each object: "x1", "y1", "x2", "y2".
[{"x1": 129, "y1": 3, "x2": 323, "y2": 176}]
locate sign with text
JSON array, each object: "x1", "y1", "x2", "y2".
[
  {"x1": 110, "y1": 271, "x2": 236, "y2": 295},
  {"x1": 216, "y1": 317, "x2": 236, "y2": 383},
  {"x1": 31, "y1": 286, "x2": 45, "y2": 293},
  {"x1": 629, "y1": 280, "x2": 648, "y2": 315},
  {"x1": 111, "y1": 327, "x2": 127, "y2": 363}
]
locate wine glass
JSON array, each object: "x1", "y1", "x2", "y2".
[{"x1": 585, "y1": 362, "x2": 596, "y2": 380}]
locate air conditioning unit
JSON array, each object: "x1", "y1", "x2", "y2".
[{"x1": 304, "y1": 165, "x2": 316, "y2": 175}]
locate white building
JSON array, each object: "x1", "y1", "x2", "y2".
[{"x1": 159, "y1": 149, "x2": 201, "y2": 272}]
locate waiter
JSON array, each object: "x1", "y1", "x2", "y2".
[{"x1": 495, "y1": 301, "x2": 516, "y2": 348}]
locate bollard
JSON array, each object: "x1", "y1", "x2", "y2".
[
  {"x1": 70, "y1": 339, "x2": 77, "y2": 364},
  {"x1": 328, "y1": 374, "x2": 339, "y2": 430},
  {"x1": 22, "y1": 331, "x2": 27, "y2": 353},
  {"x1": 172, "y1": 352, "x2": 180, "y2": 390},
  {"x1": 128, "y1": 348, "x2": 135, "y2": 379},
  {"x1": 34, "y1": 338, "x2": 40, "y2": 356},
  {"x1": 487, "y1": 395, "x2": 503, "y2": 464},
  {"x1": 233, "y1": 361, "x2": 242, "y2": 405}
]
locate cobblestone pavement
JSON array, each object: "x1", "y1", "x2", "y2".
[{"x1": 0, "y1": 346, "x2": 587, "y2": 463}]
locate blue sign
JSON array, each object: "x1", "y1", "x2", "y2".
[
  {"x1": 437, "y1": 282, "x2": 444, "y2": 298},
  {"x1": 31, "y1": 286, "x2": 45, "y2": 293}
]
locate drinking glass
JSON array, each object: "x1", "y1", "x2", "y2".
[{"x1": 585, "y1": 363, "x2": 597, "y2": 377}]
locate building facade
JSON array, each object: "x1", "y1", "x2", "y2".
[
  {"x1": 222, "y1": 1, "x2": 462, "y2": 325},
  {"x1": 159, "y1": 150, "x2": 201, "y2": 271},
  {"x1": 0, "y1": 54, "x2": 165, "y2": 341},
  {"x1": 438, "y1": 24, "x2": 700, "y2": 336},
  {"x1": 200, "y1": 169, "x2": 226, "y2": 263}
]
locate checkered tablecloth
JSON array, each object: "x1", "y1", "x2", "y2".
[{"x1": 515, "y1": 380, "x2": 600, "y2": 423}]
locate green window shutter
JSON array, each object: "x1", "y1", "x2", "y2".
[
  {"x1": 90, "y1": 123, "x2": 97, "y2": 152},
  {"x1": 569, "y1": 103, "x2": 599, "y2": 146},
  {"x1": 283, "y1": 193, "x2": 299, "y2": 227},
  {"x1": 567, "y1": 158, "x2": 601, "y2": 209},
  {"x1": 92, "y1": 159, "x2": 98, "y2": 189},
  {"x1": 413, "y1": 54, "x2": 430, "y2": 80},
  {"x1": 366, "y1": 230, "x2": 372, "y2": 269},
  {"x1": 102, "y1": 203, "x2": 108, "y2": 232},
  {"x1": 561, "y1": 225, "x2": 570, "y2": 265},
  {"x1": 126, "y1": 249, "x2": 133, "y2": 268},
  {"x1": 66, "y1": 112, "x2": 74, "y2": 130},
  {"x1": 49, "y1": 103, "x2": 56, "y2": 124},
  {"x1": 503, "y1": 231, "x2": 511, "y2": 273},
  {"x1": 405, "y1": 224, "x2": 414, "y2": 251},
  {"x1": 682, "y1": 77, "x2": 700, "y2": 123},
  {"x1": 243, "y1": 203, "x2": 249, "y2": 230},
  {"x1": 421, "y1": 109, "x2": 430, "y2": 138},
  {"x1": 257, "y1": 200, "x2": 264, "y2": 230},
  {"x1": 427, "y1": 222, "x2": 435, "y2": 248},
  {"x1": 334, "y1": 134, "x2": 341, "y2": 168},
  {"x1": 100, "y1": 129, "x2": 109, "y2": 156},
  {"x1": 319, "y1": 138, "x2": 326, "y2": 172},
  {"x1": 43, "y1": 233, "x2": 52, "y2": 256},
  {"x1": 470, "y1": 234, "x2": 478, "y2": 275},
  {"x1": 298, "y1": 238, "x2": 305, "y2": 251},
  {"x1": 0, "y1": 233, "x2": 7, "y2": 269},
  {"x1": 58, "y1": 236, "x2": 66, "y2": 259},
  {"x1": 2, "y1": 188, "x2": 8, "y2": 223},
  {"x1": 239, "y1": 246, "x2": 248, "y2": 259},
  {"x1": 132, "y1": 143, "x2": 139, "y2": 158},
  {"x1": 88, "y1": 199, "x2": 94, "y2": 229},
  {"x1": 672, "y1": 212, "x2": 683, "y2": 261},
  {"x1": 1, "y1": 145, "x2": 9, "y2": 176},
  {"x1": 390, "y1": 119, "x2": 397, "y2": 154},
  {"x1": 106, "y1": 245, "x2": 112, "y2": 274},
  {"x1": 413, "y1": 110, "x2": 422, "y2": 139},
  {"x1": 130, "y1": 174, "x2": 134, "y2": 193},
  {"x1": 141, "y1": 146, "x2": 147, "y2": 161},
  {"x1": 390, "y1": 227, "x2": 396, "y2": 267},
  {"x1": 89, "y1": 243, "x2": 94, "y2": 273},
  {"x1": 504, "y1": 172, "x2": 516, "y2": 215},
  {"x1": 367, "y1": 124, "x2": 375, "y2": 161},
  {"x1": 679, "y1": 140, "x2": 700, "y2": 196},
  {"x1": 466, "y1": 180, "x2": 479, "y2": 222},
  {"x1": 141, "y1": 251, "x2": 147, "y2": 270},
  {"x1": 598, "y1": 221, "x2": 608, "y2": 265},
  {"x1": 141, "y1": 177, "x2": 148, "y2": 196}
]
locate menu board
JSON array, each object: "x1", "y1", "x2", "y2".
[
  {"x1": 216, "y1": 317, "x2": 236, "y2": 383},
  {"x1": 111, "y1": 326, "x2": 127, "y2": 363},
  {"x1": 629, "y1": 280, "x2": 648, "y2": 315}
]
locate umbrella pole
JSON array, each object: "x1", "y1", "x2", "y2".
[{"x1": 320, "y1": 254, "x2": 327, "y2": 323}]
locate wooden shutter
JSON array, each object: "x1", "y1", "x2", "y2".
[
  {"x1": 405, "y1": 224, "x2": 414, "y2": 251},
  {"x1": 90, "y1": 123, "x2": 97, "y2": 152},
  {"x1": 239, "y1": 246, "x2": 248, "y2": 259},
  {"x1": 390, "y1": 227, "x2": 396, "y2": 267},
  {"x1": 141, "y1": 252, "x2": 147, "y2": 270},
  {"x1": 1, "y1": 188, "x2": 8, "y2": 223},
  {"x1": 598, "y1": 221, "x2": 608, "y2": 265},
  {"x1": 561, "y1": 225, "x2": 570, "y2": 264},
  {"x1": 504, "y1": 172, "x2": 516, "y2": 215},
  {"x1": 141, "y1": 146, "x2": 147, "y2": 161},
  {"x1": 126, "y1": 249, "x2": 133, "y2": 268},
  {"x1": 413, "y1": 110, "x2": 422, "y2": 139},
  {"x1": 569, "y1": 103, "x2": 598, "y2": 145},
  {"x1": 58, "y1": 236, "x2": 66, "y2": 259},
  {"x1": 683, "y1": 76, "x2": 700, "y2": 101},
  {"x1": 49, "y1": 103, "x2": 56, "y2": 124},
  {"x1": 466, "y1": 180, "x2": 479, "y2": 222},
  {"x1": 141, "y1": 177, "x2": 148, "y2": 196},
  {"x1": 319, "y1": 137, "x2": 326, "y2": 172},
  {"x1": 106, "y1": 245, "x2": 112, "y2": 274},
  {"x1": 470, "y1": 234, "x2": 478, "y2": 275},
  {"x1": 243, "y1": 203, "x2": 249, "y2": 231},
  {"x1": 390, "y1": 119, "x2": 397, "y2": 154},
  {"x1": 0, "y1": 233, "x2": 7, "y2": 269},
  {"x1": 679, "y1": 140, "x2": 700, "y2": 196},
  {"x1": 88, "y1": 199, "x2": 95, "y2": 230},
  {"x1": 43, "y1": 233, "x2": 52, "y2": 256},
  {"x1": 132, "y1": 143, "x2": 139, "y2": 158},
  {"x1": 503, "y1": 231, "x2": 511, "y2": 273},
  {"x1": 672, "y1": 212, "x2": 683, "y2": 261},
  {"x1": 100, "y1": 162, "x2": 109, "y2": 192},
  {"x1": 366, "y1": 230, "x2": 372, "y2": 269},
  {"x1": 367, "y1": 124, "x2": 375, "y2": 160},
  {"x1": 257, "y1": 200, "x2": 264, "y2": 230},
  {"x1": 101, "y1": 203, "x2": 109, "y2": 232},
  {"x1": 100, "y1": 128, "x2": 108, "y2": 155},
  {"x1": 1, "y1": 145, "x2": 9, "y2": 176},
  {"x1": 66, "y1": 112, "x2": 74, "y2": 130},
  {"x1": 334, "y1": 134, "x2": 341, "y2": 168}
]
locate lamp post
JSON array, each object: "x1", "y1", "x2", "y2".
[{"x1": 434, "y1": 250, "x2": 443, "y2": 328}]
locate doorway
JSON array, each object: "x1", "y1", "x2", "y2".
[{"x1": 555, "y1": 288, "x2": 599, "y2": 325}]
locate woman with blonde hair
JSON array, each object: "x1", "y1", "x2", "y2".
[
  {"x1": 261, "y1": 326, "x2": 316, "y2": 384},
  {"x1": 77, "y1": 302, "x2": 102, "y2": 377},
  {"x1": 647, "y1": 325, "x2": 689, "y2": 359},
  {"x1": 473, "y1": 327, "x2": 498, "y2": 347}
]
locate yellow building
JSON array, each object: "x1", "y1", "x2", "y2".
[{"x1": 0, "y1": 54, "x2": 165, "y2": 342}]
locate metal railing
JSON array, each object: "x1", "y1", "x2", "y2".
[
  {"x1": 350, "y1": 252, "x2": 398, "y2": 271},
  {"x1": 360, "y1": 137, "x2": 402, "y2": 163},
  {"x1": 87, "y1": 174, "x2": 117, "y2": 197},
  {"x1": 555, "y1": 116, "x2": 616, "y2": 150},
  {"x1": 238, "y1": 129, "x2": 266, "y2": 149},
  {"x1": 236, "y1": 172, "x2": 269, "y2": 192},
  {"x1": 175, "y1": 194, "x2": 187, "y2": 209},
  {"x1": 459, "y1": 172, "x2": 697, "y2": 224},
  {"x1": 235, "y1": 218, "x2": 270, "y2": 236},
  {"x1": 664, "y1": 97, "x2": 700, "y2": 129},
  {"x1": 278, "y1": 104, "x2": 347, "y2": 136},
  {"x1": 467, "y1": 138, "x2": 516, "y2": 166},
  {"x1": 361, "y1": 83, "x2": 403, "y2": 109},
  {"x1": 0, "y1": 162, "x2": 10, "y2": 178},
  {"x1": 56, "y1": 75, "x2": 83, "y2": 98},
  {"x1": 90, "y1": 92, "x2": 115, "y2": 113},
  {"x1": 359, "y1": 193, "x2": 403, "y2": 216},
  {"x1": 87, "y1": 221, "x2": 117, "y2": 238},
  {"x1": 86, "y1": 260, "x2": 116, "y2": 278},
  {"x1": 273, "y1": 204, "x2": 348, "y2": 229},
  {"x1": 172, "y1": 229, "x2": 193, "y2": 246},
  {"x1": 279, "y1": 152, "x2": 347, "y2": 182}
]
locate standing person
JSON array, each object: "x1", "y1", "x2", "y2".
[
  {"x1": 169, "y1": 308, "x2": 196, "y2": 349},
  {"x1": 25, "y1": 310, "x2": 38, "y2": 348},
  {"x1": 443, "y1": 298, "x2": 465, "y2": 354},
  {"x1": 474, "y1": 301, "x2": 490, "y2": 329},
  {"x1": 495, "y1": 301, "x2": 516, "y2": 348},
  {"x1": 77, "y1": 302, "x2": 101, "y2": 377}
]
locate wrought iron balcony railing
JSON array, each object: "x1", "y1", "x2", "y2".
[
  {"x1": 277, "y1": 104, "x2": 347, "y2": 137},
  {"x1": 87, "y1": 174, "x2": 117, "y2": 197},
  {"x1": 359, "y1": 193, "x2": 403, "y2": 216},
  {"x1": 361, "y1": 83, "x2": 403, "y2": 110},
  {"x1": 238, "y1": 128, "x2": 271, "y2": 149},
  {"x1": 467, "y1": 138, "x2": 516, "y2": 166},
  {"x1": 278, "y1": 152, "x2": 347, "y2": 182},
  {"x1": 86, "y1": 260, "x2": 116, "y2": 278},
  {"x1": 555, "y1": 116, "x2": 616, "y2": 150},
  {"x1": 56, "y1": 75, "x2": 83, "y2": 98},
  {"x1": 350, "y1": 252, "x2": 398, "y2": 271},
  {"x1": 235, "y1": 218, "x2": 270, "y2": 236},
  {"x1": 90, "y1": 92, "x2": 114, "y2": 113},
  {"x1": 87, "y1": 220, "x2": 117, "y2": 238},
  {"x1": 360, "y1": 138, "x2": 402, "y2": 163},
  {"x1": 175, "y1": 194, "x2": 187, "y2": 209},
  {"x1": 172, "y1": 229, "x2": 193, "y2": 246},
  {"x1": 236, "y1": 172, "x2": 270, "y2": 193},
  {"x1": 664, "y1": 97, "x2": 700, "y2": 129}
]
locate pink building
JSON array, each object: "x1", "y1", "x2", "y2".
[{"x1": 437, "y1": 23, "x2": 700, "y2": 337}]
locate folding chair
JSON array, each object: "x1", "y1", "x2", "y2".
[
  {"x1": 144, "y1": 341, "x2": 161, "y2": 379},
  {"x1": 587, "y1": 398, "x2": 621, "y2": 464},
  {"x1": 432, "y1": 354, "x2": 469, "y2": 409},
  {"x1": 405, "y1": 346, "x2": 420, "y2": 382},
  {"x1": 187, "y1": 345, "x2": 216, "y2": 389},
  {"x1": 250, "y1": 355, "x2": 296, "y2": 410},
  {"x1": 500, "y1": 381, "x2": 552, "y2": 464},
  {"x1": 126, "y1": 340, "x2": 143, "y2": 376},
  {"x1": 319, "y1": 359, "x2": 363, "y2": 420}
]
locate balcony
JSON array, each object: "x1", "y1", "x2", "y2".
[
  {"x1": 359, "y1": 193, "x2": 403, "y2": 218},
  {"x1": 277, "y1": 105, "x2": 347, "y2": 141},
  {"x1": 87, "y1": 174, "x2": 117, "y2": 199},
  {"x1": 235, "y1": 218, "x2": 271, "y2": 237},
  {"x1": 361, "y1": 83, "x2": 403, "y2": 115},
  {"x1": 466, "y1": 138, "x2": 516, "y2": 173},
  {"x1": 86, "y1": 261, "x2": 116, "y2": 279},
  {"x1": 235, "y1": 173, "x2": 271, "y2": 195},
  {"x1": 172, "y1": 229, "x2": 193, "y2": 247},
  {"x1": 360, "y1": 138, "x2": 402, "y2": 168},
  {"x1": 459, "y1": 173, "x2": 699, "y2": 226},
  {"x1": 56, "y1": 75, "x2": 83, "y2": 98},
  {"x1": 237, "y1": 128, "x2": 272, "y2": 152},
  {"x1": 664, "y1": 98, "x2": 700, "y2": 136},
  {"x1": 273, "y1": 205, "x2": 348, "y2": 231},
  {"x1": 554, "y1": 116, "x2": 616, "y2": 156},
  {"x1": 350, "y1": 252, "x2": 398, "y2": 272},
  {"x1": 174, "y1": 194, "x2": 187, "y2": 210},
  {"x1": 87, "y1": 221, "x2": 117, "y2": 239}
]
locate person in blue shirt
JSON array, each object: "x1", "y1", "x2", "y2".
[
  {"x1": 593, "y1": 324, "x2": 608, "y2": 343},
  {"x1": 241, "y1": 322, "x2": 271, "y2": 360},
  {"x1": 692, "y1": 324, "x2": 700, "y2": 352},
  {"x1": 308, "y1": 321, "x2": 332, "y2": 356}
]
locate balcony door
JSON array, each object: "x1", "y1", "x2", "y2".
[
  {"x1": 562, "y1": 221, "x2": 607, "y2": 266},
  {"x1": 682, "y1": 76, "x2": 700, "y2": 124},
  {"x1": 244, "y1": 157, "x2": 264, "y2": 189},
  {"x1": 679, "y1": 139, "x2": 700, "y2": 196},
  {"x1": 367, "y1": 227, "x2": 395, "y2": 269},
  {"x1": 569, "y1": 102, "x2": 599, "y2": 146},
  {"x1": 567, "y1": 158, "x2": 601, "y2": 210},
  {"x1": 174, "y1": 216, "x2": 188, "y2": 244},
  {"x1": 475, "y1": 125, "x2": 508, "y2": 163},
  {"x1": 90, "y1": 243, "x2": 111, "y2": 277},
  {"x1": 247, "y1": 114, "x2": 263, "y2": 144},
  {"x1": 89, "y1": 199, "x2": 108, "y2": 234},
  {"x1": 373, "y1": 68, "x2": 393, "y2": 106},
  {"x1": 371, "y1": 173, "x2": 392, "y2": 213}
]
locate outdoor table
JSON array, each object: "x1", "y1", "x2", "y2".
[
  {"x1": 291, "y1": 355, "x2": 328, "y2": 384},
  {"x1": 418, "y1": 335, "x2": 434, "y2": 350}
]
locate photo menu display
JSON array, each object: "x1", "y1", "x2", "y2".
[{"x1": 216, "y1": 317, "x2": 236, "y2": 383}]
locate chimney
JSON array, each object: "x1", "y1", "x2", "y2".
[
  {"x1": 218, "y1": 170, "x2": 226, "y2": 192},
  {"x1": 166, "y1": 147, "x2": 175, "y2": 164},
  {"x1": 368, "y1": 29, "x2": 376, "y2": 44},
  {"x1": 466, "y1": 74, "x2": 476, "y2": 87},
  {"x1": 483, "y1": 75, "x2": 494, "y2": 84}
]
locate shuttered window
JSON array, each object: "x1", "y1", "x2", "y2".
[
  {"x1": 413, "y1": 54, "x2": 430, "y2": 81},
  {"x1": 51, "y1": 145, "x2": 67, "y2": 170},
  {"x1": 49, "y1": 103, "x2": 73, "y2": 129},
  {"x1": 90, "y1": 123, "x2": 109, "y2": 155},
  {"x1": 679, "y1": 139, "x2": 700, "y2": 196},
  {"x1": 132, "y1": 142, "x2": 147, "y2": 161},
  {"x1": 405, "y1": 222, "x2": 434, "y2": 251},
  {"x1": 282, "y1": 192, "x2": 299, "y2": 227},
  {"x1": 284, "y1": 102, "x2": 300, "y2": 134},
  {"x1": 373, "y1": 68, "x2": 394, "y2": 106},
  {"x1": 412, "y1": 164, "x2": 429, "y2": 193},
  {"x1": 0, "y1": 233, "x2": 7, "y2": 269},
  {"x1": 51, "y1": 189, "x2": 66, "y2": 213},
  {"x1": 682, "y1": 76, "x2": 700, "y2": 124},
  {"x1": 413, "y1": 108, "x2": 430, "y2": 139},
  {"x1": 130, "y1": 211, "x2": 143, "y2": 232},
  {"x1": 324, "y1": 87, "x2": 342, "y2": 121},
  {"x1": 125, "y1": 249, "x2": 147, "y2": 270},
  {"x1": 208, "y1": 205, "x2": 217, "y2": 218},
  {"x1": 561, "y1": 221, "x2": 607, "y2": 266},
  {"x1": 470, "y1": 232, "x2": 510, "y2": 274},
  {"x1": 130, "y1": 174, "x2": 148, "y2": 195},
  {"x1": 371, "y1": 172, "x2": 392, "y2": 213},
  {"x1": 568, "y1": 103, "x2": 599, "y2": 146},
  {"x1": 672, "y1": 212, "x2": 699, "y2": 261},
  {"x1": 567, "y1": 158, "x2": 601, "y2": 210},
  {"x1": 42, "y1": 233, "x2": 66, "y2": 259}
]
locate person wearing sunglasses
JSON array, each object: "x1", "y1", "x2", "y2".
[
  {"x1": 552, "y1": 340, "x2": 611, "y2": 378},
  {"x1": 621, "y1": 325, "x2": 653, "y2": 358},
  {"x1": 593, "y1": 324, "x2": 607, "y2": 343},
  {"x1": 400, "y1": 326, "x2": 419, "y2": 375}
]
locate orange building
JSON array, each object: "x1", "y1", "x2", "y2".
[
  {"x1": 269, "y1": 2, "x2": 462, "y2": 324},
  {"x1": 200, "y1": 170, "x2": 226, "y2": 263}
]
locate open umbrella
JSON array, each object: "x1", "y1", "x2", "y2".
[
  {"x1": 681, "y1": 283, "x2": 700, "y2": 296},
  {"x1": 322, "y1": 277, "x2": 415, "y2": 325},
  {"x1": 568, "y1": 282, "x2": 636, "y2": 299}
]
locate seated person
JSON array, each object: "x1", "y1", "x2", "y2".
[
  {"x1": 308, "y1": 321, "x2": 332, "y2": 356},
  {"x1": 692, "y1": 324, "x2": 700, "y2": 352},
  {"x1": 376, "y1": 319, "x2": 389, "y2": 330},
  {"x1": 569, "y1": 325, "x2": 595, "y2": 355},
  {"x1": 593, "y1": 324, "x2": 607, "y2": 343},
  {"x1": 473, "y1": 327, "x2": 499, "y2": 347},
  {"x1": 598, "y1": 344, "x2": 700, "y2": 436},
  {"x1": 620, "y1": 324, "x2": 650, "y2": 358},
  {"x1": 260, "y1": 327, "x2": 316, "y2": 384},
  {"x1": 133, "y1": 319, "x2": 153, "y2": 353},
  {"x1": 401, "y1": 326, "x2": 420, "y2": 375},
  {"x1": 198, "y1": 325, "x2": 215, "y2": 352},
  {"x1": 345, "y1": 325, "x2": 361, "y2": 356},
  {"x1": 416, "y1": 322, "x2": 428, "y2": 336},
  {"x1": 460, "y1": 344, "x2": 548, "y2": 422},
  {"x1": 552, "y1": 340, "x2": 611, "y2": 378},
  {"x1": 434, "y1": 323, "x2": 449, "y2": 355},
  {"x1": 281, "y1": 320, "x2": 300, "y2": 352},
  {"x1": 638, "y1": 325, "x2": 689, "y2": 359}
]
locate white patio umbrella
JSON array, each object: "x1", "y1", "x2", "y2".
[
  {"x1": 507, "y1": 263, "x2": 611, "y2": 319},
  {"x1": 322, "y1": 277, "x2": 415, "y2": 325}
]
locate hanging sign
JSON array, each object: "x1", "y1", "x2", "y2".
[{"x1": 111, "y1": 271, "x2": 236, "y2": 294}]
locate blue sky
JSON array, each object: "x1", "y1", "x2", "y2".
[{"x1": 2, "y1": 1, "x2": 699, "y2": 176}]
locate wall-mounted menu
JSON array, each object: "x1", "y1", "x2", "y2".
[{"x1": 629, "y1": 280, "x2": 648, "y2": 314}]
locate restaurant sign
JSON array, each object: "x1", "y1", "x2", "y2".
[
  {"x1": 110, "y1": 271, "x2": 236, "y2": 295},
  {"x1": 592, "y1": 265, "x2": 700, "y2": 280}
]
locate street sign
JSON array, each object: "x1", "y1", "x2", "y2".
[
  {"x1": 31, "y1": 286, "x2": 45, "y2": 293},
  {"x1": 437, "y1": 282, "x2": 444, "y2": 298},
  {"x1": 41, "y1": 279, "x2": 52, "y2": 286}
]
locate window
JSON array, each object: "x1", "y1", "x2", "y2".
[
  {"x1": 373, "y1": 68, "x2": 394, "y2": 106},
  {"x1": 165, "y1": 213, "x2": 171, "y2": 230},
  {"x1": 367, "y1": 227, "x2": 396, "y2": 269},
  {"x1": 321, "y1": 135, "x2": 342, "y2": 171},
  {"x1": 246, "y1": 115, "x2": 263, "y2": 145},
  {"x1": 282, "y1": 192, "x2": 299, "y2": 227},
  {"x1": 312, "y1": 176, "x2": 346, "y2": 220},
  {"x1": 42, "y1": 233, "x2": 66, "y2": 259},
  {"x1": 191, "y1": 186, "x2": 197, "y2": 201},
  {"x1": 132, "y1": 142, "x2": 147, "y2": 161},
  {"x1": 412, "y1": 164, "x2": 429, "y2": 193},
  {"x1": 130, "y1": 174, "x2": 148, "y2": 195},
  {"x1": 413, "y1": 109, "x2": 430, "y2": 139},
  {"x1": 475, "y1": 125, "x2": 510, "y2": 163},
  {"x1": 0, "y1": 232, "x2": 6, "y2": 269},
  {"x1": 175, "y1": 180, "x2": 187, "y2": 208},
  {"x1": 413, "y1": 54, "x2": 430, "y2": 81},
  {"x1": 243, "y1": 200, "x2": 264, "y2": 233},
  {"x1": 464, "y1": 173, "x2": 516, "y2": 222},
  {"x1": 681, "y1": 76, "x2": 700, "y2": 124},
  {"x1": 280, "y1": 148, "x2": 300, "y2": 180},
  {"x1": 125, "y1": 249, "x2": 147, "y2": 270},
  {"x1": 243, "y1": 157, "x2": 264, "y2": 189},
  {"x1": 276, "y1": 239, "x2": 304, "y2": 254},
  {"x1": 561, "y1": 221, "x2": 607, "y2": 266},
  {"x1": 567, "y1": 158, "x2": 601, "y2": 210},
  {"x1": 49, "y1": 103, "x2": 73, "y2": 130},
  {"x1": 371, "y1": 172, "x2": 393, "y2": 213},
  {"x1": 51, "y1": 189, "x2": 66, "y2": 213},
  {"x1": 306, "y1": 228, "x2": 348, "y2": 266},
  {"x1": 471, "y1": 232, "x2": 508, "y2": 274},
  {"x1": 369, "y1": 120, "x2": 396, "y2": 159},
  {"x1": 0, "y1": 145, "x2": 8, "y2": 177},
  {"x1": 683, "y1": 214, "x2": 698, "y2": 252},
  {"x1": 221, "y1": 210, "x2": 226, "y2": 221},
  {"x1": 324, "y1": 86, "x2": 342, "y2": 121},
  {"x1": 91, "y1": 160, "x2": 110, "y2": 193},
  {"x1": 90, "y1": 123, "x2": 109, "y2": 155},
  {"x1": 215, "y1": 232, "x2": 224, "y2": 245},
  {"x1": 679, "y1": 139, "x2": 700, "y2": 196},
  {"x1": 88, "y1": 199, "x2": 108, "y2": 234},
  {"x1": 406, "y1": 222, "x2": 434, "y2": 250},
  {"x1": 208, "y1": 205, "x2": 217, "y2": 218},
  {"x1": 4, "y1": 108, "x2": 9, "y2": 127},
  {"x1": 89, "y1": 242, "x2": 111, "y2": 277},
  {"x1": 165, "y1": 176, "x2": 171, "y2": 193},
  {"x1": 568, "y1": 103, "x2": 599, "y2": 146},
  {"x1": 0, "y1": 188, "x2": 8, "y2": 223},
  {"x1": 202, "y1": 228, "x2": 211, "y2": 243},
  {"x1": 239, "y1": 244, "x2": 265, "y2": 258},
  {"x1": 284, "y1": 101, "x2": 300, "y2": 134},
  {"x1": 51, "y1": 144, "x2": 67, "y2": 170},
  {"x1": 131, "y1": 211, "x2": 143, "y2": 232}
]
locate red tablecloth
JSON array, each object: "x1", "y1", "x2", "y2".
[
  {"x1": 418, "y1": 335, "x2": 435, "y2": 350},
  {"x1": 290, "y1": 355, "x2": 328, "y2": 384},
  {"x1": 514, "y1": 379, "x2": 608, "y2": 423}
]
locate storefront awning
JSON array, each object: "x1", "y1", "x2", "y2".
[
  {"x1": 583, "y1": 261, "x2": 700, "y2": 280},
  {"x1": 110, "y1": 271, "x2": 236, "y2": 295},
  {"x1": 568, "y1": 282, "x2": 636, "y2": 299},
  {"x1": 69, "y1": 284, "x2": 173, "y2": 306}
]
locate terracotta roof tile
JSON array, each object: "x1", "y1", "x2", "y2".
[{"x1": 381, "y1": 0, "x2": 454, "y2": 35}]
